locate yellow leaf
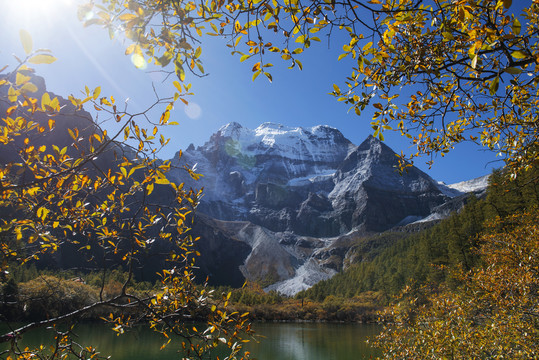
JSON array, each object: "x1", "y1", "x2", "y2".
[
  {"x1": 471, "y1": 54, "x2": 478, "y2": 69},
  {"x1": 93, "y1": 86, "x2": 101, "y2": 100},
  {"x1": 15, "y1": 228, "x2": 22, "y2": 241},
  {"x1": 37, "y1": 207, "x2": 50, "y2": 221},
  {"x1": 16, "y1": 72, "x2": 31, "y2": 86},
  {"x1": 42, "y1": 92, "x2": 51, "y2": 110},
  {"x1": 28, "y1": 54, "x2": 57, "y2": 64},
  {"x1": 20, "y1": 82, "x2": 38, "y2": 93},
  {"x1": 125, "y1": 44, "x2": 136, "y2": 55},
  {"x1": 8, "y1": 86, "x2": 18, "y2": 102},
  {"x1": 119, "y1": 13, "x2": 137, "y2": 21},
  {"x1": 175, "y1": 63, "x2": 185, "y2": 82},
  {"x1": 160, "y1": 110, "x2": 170, "y2": 125},
  {"x1": 19, "y1": 29, "x2": 33, "y2": 55},
  {"x1": 252, "y1": 70, "x2": 262, "y2": 81},
  {"x1": 155, "y1": 178, "x2": 170, "y2": 185}
]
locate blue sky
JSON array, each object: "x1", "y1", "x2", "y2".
[{"x1": 0, "y1": 0, "x2": 501, "y2": 184}]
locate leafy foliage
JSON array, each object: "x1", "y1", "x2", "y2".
[
  {"x1": 0, "y1": 32, "x2": 251, "y2": 359},
  {"x1": 89, "y1": 0, "x2": 539, "y2": 175},
  {"x1": 375, "y1": 209, "x2": 539, "y2": 359}
]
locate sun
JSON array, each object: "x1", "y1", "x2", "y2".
[{"x1": 3, "y1": 0, "x2": 77, "y2": 32}]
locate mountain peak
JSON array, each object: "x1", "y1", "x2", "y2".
[
  {"x1": 205, "y1": 122, "x2": 353, "y2": 160},
  {"x1": 218, "y1": 122, "x2": 244, "y2": 137},
  {"x1": 357, "y1": 134, "x2": 383, "y2": 149}
]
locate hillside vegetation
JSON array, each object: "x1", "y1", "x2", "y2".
[{"x1": 301, "y1": 168, "x2": 539, "y2": 302}]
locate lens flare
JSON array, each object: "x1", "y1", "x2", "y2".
[
  {"x1": 184, "y1": 102, "x2": 202, "y2": 119},
  {"x1": 130, "y1": 54, "x2": 148, "y2": 70}
]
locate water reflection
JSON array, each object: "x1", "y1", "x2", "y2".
[
  {"x1": 246, "y1": 323, "x2": 381, "y2": 360},
  {"x1": 1, "y1": 322, "x2": 380, "y2": 360}
]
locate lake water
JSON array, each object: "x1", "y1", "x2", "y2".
[{"x1": 1, "y1": 322, "x2": 381, "y2": 359}]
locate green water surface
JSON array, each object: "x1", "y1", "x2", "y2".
[{"x1": 1, "y1": 322, "x2": 381, "y2": 359}]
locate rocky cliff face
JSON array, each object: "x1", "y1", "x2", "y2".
[
  {"x1": 169, "y1": 123, "x2": 448, "y2": 237},
  {"x1": 166, "y1": 122, "x2": 486, "y2": 295}
]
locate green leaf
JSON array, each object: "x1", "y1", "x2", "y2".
[
  {"x1": 19, "y1": 29, "x2": 33, "y2": 55},
  {"x1": 196, "y1": 62, "x2": 205, "y2": 74},
  {"x1": 504, "y1": 67, "x2": 522, "y2": 74},
  {"x1": 511, "y1": 50, "x2": 527, "y2": 59},
  {"x1": 442, "y1": 32, "x2": 454, "y2": 41},
  {"x1": 512, "y1": 18, "x2": 521, "y2": 35},
  {"x1": 28, "y1": 54, "x2": 57, "y2": 64},
  {"x1": 489, "y1": 75, "x2": 500, "y2": 95}
]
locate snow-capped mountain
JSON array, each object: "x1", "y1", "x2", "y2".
[
  {"x1": 166, "y1": 122, "x2": 490, "y2": 295},
  {"x1": 169, "y1": 122, "x2": 448, "y2": 237}
]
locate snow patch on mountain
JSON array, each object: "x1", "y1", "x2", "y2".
[
  {"x1": 437, "y1": 174, "x2": 490, "y2": 197},
  {"x1": 448, "y1": 174, "x2": 490, "y2": 193},
  {"x1": 264, "y1": 259, "x2": 337, "y2": 296},
  {"x1": 287, "y1": 170, "x2": 336, "y2": 187}
]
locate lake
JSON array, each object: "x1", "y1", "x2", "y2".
[{"x1": 1, "y1": 322, "x2": 381, "y2": 359}]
